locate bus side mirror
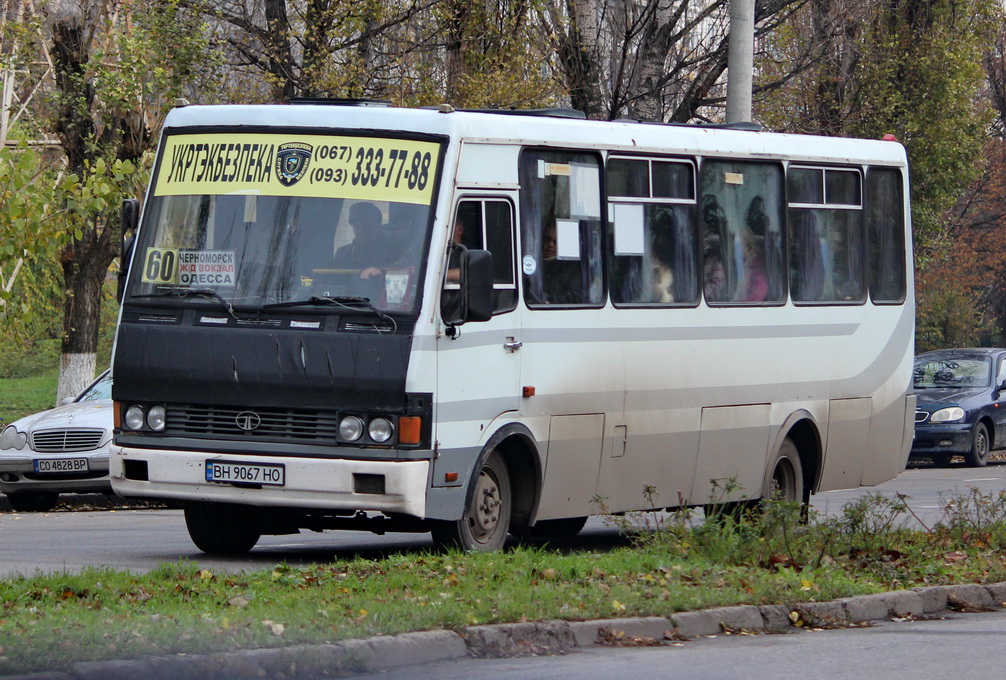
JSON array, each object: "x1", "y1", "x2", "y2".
[
  {"x1": 118, "y1": 198, "x2": 140, "y2": 303},
  {"x1": 464, "y1": 249, "x2": 494, "y2": 323}
]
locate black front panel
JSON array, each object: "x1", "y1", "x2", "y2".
[{"x1": 113, "y1": 318, "x2": 413, "y2": 413}]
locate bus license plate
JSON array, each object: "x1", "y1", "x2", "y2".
[
  {"x1": 205, "y1": 460, "x2": 285, "y2": 486},
  {"x1": 34, "y1": 458, "x2": 89, "y2": 474}
]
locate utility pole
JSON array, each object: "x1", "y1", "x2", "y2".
[{"x1": 725, "y1": 0, "x2": 754, "y2": 124}]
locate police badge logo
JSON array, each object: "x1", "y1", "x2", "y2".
[{"x1": 276, "y1": 142, "x2": 313, "y2": 186}]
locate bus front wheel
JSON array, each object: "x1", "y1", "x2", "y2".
[
  {"x1": 763, "y1": 438, "x2": 804, "y2": 503},
  {"x1": 184, "y1": 501, "x2": 261, "y2": 555},
  {"x1": 432, "y1": 450, "x2": 511, "y2": 552}
]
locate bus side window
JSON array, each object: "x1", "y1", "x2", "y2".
[
  {"x1": 441, "y1": 199, "x2": 517, "y2": 321},
  {"x1": 485, "y1": 200, "x2": 517, "y2": 312},
  {"x1": 700, "y1": 160, "x2": 786, "y2": 305},
  {"x1": 788, "y1": 167, "x2": 865, "y2": 304},
  {"x1": 866, "y1": 167, "x2": 906, "y2": 303},
  {"x1": 608, "y1": 158, "x2": 699, "y2": 306},
  {"x1": 519, "y1": 150, "x2": 604, "y2": 307}
]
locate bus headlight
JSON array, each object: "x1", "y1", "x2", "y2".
[
  {"x1": 368, "y1": 417, "x2": 394, "y2": 443},
  {"x1": 930, "y1": 407, "x2": 965, "y2": 423},
  {"x1": 339, "y1": 416, "x2": 364, "y2": 442},
  {"x1": 124, "y1": 405, "x2": 146, "y2": 430},
  {"x1": 0, "y1": 425, "x2": 27, "y2": 450},
  {"x1": 146, "y1": 405, "x2": 167, "y2": 431}
]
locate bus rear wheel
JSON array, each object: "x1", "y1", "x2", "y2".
[
  {"x1": 184, "y1": 501, "x2": 261, "y2": 555},
  {"x1": 432, "y1": 450, "x2": 511, "y2": 552},
  {"x1": 763, "y1": 437, "x2": 804, "y2": 502}
]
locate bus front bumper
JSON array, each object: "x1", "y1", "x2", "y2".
[{"x1": 110, "y1": 445, "x2": 429, "y2": 518}]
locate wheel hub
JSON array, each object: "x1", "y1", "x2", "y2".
[{"x1": 470, "y1": 471, "x2": 501, "y2": 539}]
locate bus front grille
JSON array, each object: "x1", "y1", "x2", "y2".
[{"x1": 165, "y1": 405, "x2": 340, "y2": 441}]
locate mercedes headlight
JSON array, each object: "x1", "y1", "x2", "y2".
[{"x1": 0, "y1": 425, "x2": 27, "y2": 450}]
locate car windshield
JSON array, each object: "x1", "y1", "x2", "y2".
[
  {"x1": 128, "y1": 132, "x2": 440, "y2": 314},
  {"x1": 77, "y1": 372, "x2": 112, "y2": 401},
  {"x1": 913, "y1": 355, "x2": 992, "y2": 389}
]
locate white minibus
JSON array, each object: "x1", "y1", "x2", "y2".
[{"x1": 110, "y1": 101, "x2": 915, "y2": 553}]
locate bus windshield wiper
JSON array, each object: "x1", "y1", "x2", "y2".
[
  {"x1": 133, "y1": 288, "x2": 242, "y2": 319},
  {"x1": 264, "y1": 296, "x2": 397, "y2": 331}
]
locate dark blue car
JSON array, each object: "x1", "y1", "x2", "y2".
[{"x1": 912, "y1": 348, "x2": 1006, "y2": 467}]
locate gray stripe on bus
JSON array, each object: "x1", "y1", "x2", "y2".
[{"x1": 412, "y1": 322, "x2": 861, "y2": 352}]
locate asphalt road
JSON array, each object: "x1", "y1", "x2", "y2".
[
  {"x1": 347, "y1": 609, "x2": 1006, "y2": 680},
  {"x1": 0, "y1": 460, "x2": 1003, "y2": 576}
]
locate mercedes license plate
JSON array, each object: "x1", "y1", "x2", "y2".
[
  {"x1": 205, "y1": 460, "x2": 285, "y2": 486},
  {"x1": 34, "y1": 458, "x2": 89, "y2": 474}
]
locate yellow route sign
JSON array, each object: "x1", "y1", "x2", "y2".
[{"x1": 154, "y1": 133, "x2": 440, "y2": 205}]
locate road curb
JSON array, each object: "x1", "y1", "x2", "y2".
[{"x1": 6, "y1": 582, "x2": 1006, "y2": 679}]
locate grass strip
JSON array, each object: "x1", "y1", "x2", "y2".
[
  {"x1": 4, "y1": 491, "x2": 1006, "y2": 675},
  {"x1": 0, "y1": 373, "x2": 58, "y2": 426}
]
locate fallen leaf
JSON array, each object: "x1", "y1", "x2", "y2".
[{"x1": 262, "y1": 620, "x2": 285, "y2": 636}]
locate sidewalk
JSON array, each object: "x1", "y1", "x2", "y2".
[{"x1": 7, "y1": 581, "x2": 1005, "y2": 680}]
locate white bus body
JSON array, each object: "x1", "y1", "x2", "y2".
[{"x1": 110, "y1": 102, "x2": 914, "y2": 552}]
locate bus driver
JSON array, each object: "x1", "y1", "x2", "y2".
[{"x1": 333, "y1": 201, "x2": 394, "y2": 279}]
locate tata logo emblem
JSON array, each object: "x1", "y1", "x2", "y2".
[
  {"x1": 276, "y1": 142, "x2": 313, "y2": 186},
  {"x1": 235, "y1": 411, "x2": 262, "y2": 432}
]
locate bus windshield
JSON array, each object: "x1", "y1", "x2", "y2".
[{"x1": 130, "y1": 132, "x2": 441, "y2": 313}]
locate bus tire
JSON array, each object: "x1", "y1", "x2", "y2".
[
  {"x1": 184, "y1": 501, "x2": 261, "y2": 555},
  {"x1": 431, "y1": 450, "x2": 511, "y2": 552},
  {"x1": 763, "y1": 437, "x2": 804, "y2": 502}
]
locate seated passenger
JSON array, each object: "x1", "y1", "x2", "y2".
[
  {"x1": 649, "y1": 211, "x2": 678, "y2": 303},
  {"x1": 333, "y1": 202, "x2": 394, "y2": 279},
  {"x1": 703, "y1": 249, "x2": 726, "y2": 302}
]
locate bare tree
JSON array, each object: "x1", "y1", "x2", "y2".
[
  {"x1": 540, "y1": 0, "x2": 808, "y2": 122},
  {"x1": 203, "y1": 0, "x2": 434, "y2": 102}
]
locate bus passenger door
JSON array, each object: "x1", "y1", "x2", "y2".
[{"x1": 435, "y1": 198, "x2": 522, "y2": 451}]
